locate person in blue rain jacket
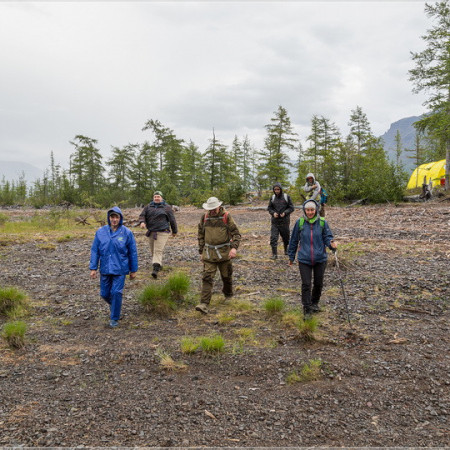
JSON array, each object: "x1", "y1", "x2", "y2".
[
  {"x1": 288, "y1": 200, "x2": 337, "y2": 317},
  {"x1": 90, "y1": 206, "x2": 138, "y2": 328}
]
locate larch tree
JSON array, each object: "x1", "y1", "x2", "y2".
[
  {"x1": 258, "y1": 105, "x2": 298, "y2": 188},
  {"x1": 409, "y1": 0, "x2": 450, "y2": 188}
]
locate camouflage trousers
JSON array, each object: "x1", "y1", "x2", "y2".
[{"x1": 200, "y1": 260, "x2": 233, "y2": 305}]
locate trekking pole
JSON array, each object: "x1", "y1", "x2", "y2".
[{"x1": 332, "y1": 249, "x2": 352, "y2": 327}]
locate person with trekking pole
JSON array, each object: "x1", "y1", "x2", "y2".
[
  {"x1": 287, "y1": 199, "x2": 337, "y2": 318},
  {"x1": 267, "y1": 182, "x2": 295, "y2": 259}
]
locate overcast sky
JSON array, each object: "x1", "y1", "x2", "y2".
[{"x1": 0, "y1": 1, "x2": 430, "y2": 171}]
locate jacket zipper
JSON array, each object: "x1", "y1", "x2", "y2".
[{"x1": 310, "y1": 223, "x2": 314, "y2": 265}]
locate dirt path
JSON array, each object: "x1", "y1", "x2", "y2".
[{"x1": 0, "y1": 203, "x2": 449, "y2": 447}]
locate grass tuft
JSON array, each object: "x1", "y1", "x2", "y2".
[
  {"x1": 299, "y1": 359, "x2": 322, "y2": 381},
  {"x1": 200, "y1": 335, "x2": 225, "y2": 353},
  {"x1": 165, "y1": 272, "x2": 190, "y2": 301},
  {"x1": 180, "y1": 337, "x2": 200, "y2": 354},
  {"x1": 217, "y1": 313, "x2": 236, "y2": 325},
  {"x1": 138, "y1": 272, "x2": 192, "y2": 317},
  {"x1": 281, "y1": 310, "x2": 303, "y2": 328},
  {"x1": 297, "y1": 315, "x2": 319, "y2": 341},
  {"x1": 0, "y1": 286, "x2": 29, "y2": 317},
  {"x1": 138, "y1": 283, "x2": 175, "y2": 317},
  {"x1": 156, "y1": 348, "x2": 188, "y2": 371},
  {"x1": 263, "y1": 296, "x2": 286, "y2": 315},
  {"x1": 286, "y1": 359, "x2": 322, "y2": 384},
  {"x1": 2, "y1": 321, "x2": 27, "y2": 349}
]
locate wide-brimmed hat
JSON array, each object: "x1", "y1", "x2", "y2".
[{"x1": 202, "y1": 197, "x2": 223, "y2": 210}]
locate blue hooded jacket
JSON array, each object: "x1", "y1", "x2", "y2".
[
  {"x1": 89, "y1": 206, "x2": 138, "y2": 275},
  {"x1": 288, "y1": 200, "x2": 334, "y2": 265}
]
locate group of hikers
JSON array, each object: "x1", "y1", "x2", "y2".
[{"x1": 89, "y1": 173, "x2": 336, "y2": 328}]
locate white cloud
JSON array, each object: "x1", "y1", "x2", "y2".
[{"x1": 0, "y1": 1, "x2": 429, "y2": 170}]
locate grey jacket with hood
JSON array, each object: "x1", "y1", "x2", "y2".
[{"x1": 303, "y1": 173, "x2": 321, "y2": 202}]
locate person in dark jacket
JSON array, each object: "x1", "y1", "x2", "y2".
[
  {"x1": 139, "y1": 191, "x2": 177, "y2": 278},
  {"x1": 90, "y1": 206, "x2": 138, "y2": 328},
  {"x1": 196, "y1": 196, "x2": 241, "y2": 315},
  {"x1": 288, "y1": 200, "x2": 337, "y2": 317},
  {"x1": 267, "y1": 182, "x2": 295, "y2": 259}
]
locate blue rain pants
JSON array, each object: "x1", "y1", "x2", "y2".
[{"x1": 100, "y1": 274, "x2": 126, "y2": 321}]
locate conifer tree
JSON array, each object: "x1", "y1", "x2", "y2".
[
  {"x1": 409, "y1": 0, "x2": 450, "y2": 188},
  {"x1": 69, "y1": 135, "x2": 105, "y2": 201},
  {"x1": 258, "y1": 106, "x2": 298, "y2": 188}
]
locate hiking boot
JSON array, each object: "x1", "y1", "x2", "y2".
[
  {"x1": 151, "y1": 263, "x2": 161, "y2": 279},
  {"x1": 303, "y1": 306, "x2": 313, "y2": 320},
  {"x1": 195, "y1": 303, "x2": 208, "y2": 314},
  {"x1": 284, "y1": 246, "x2": 288, "y2": 255},
  {"x1": 311, "y1": 303, "x2": 321, "y2": 313},
  {"x1": 271, "y1": 246, "x2": 277, "y2": 260},
  {"x1": 109, "y1": 319, "x2": 119, "y2": 328}
]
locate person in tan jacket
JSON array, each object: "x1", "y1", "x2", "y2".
[{"x1": 196, "y1": 197, "x2": 241, "y2": 314}]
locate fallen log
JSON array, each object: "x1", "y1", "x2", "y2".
[{"x1": 346, "y1": 198, "x2": 368, "y2": 207}]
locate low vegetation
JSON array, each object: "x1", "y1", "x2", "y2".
[
  {"x1": 138, "y1": 272, "x2": 191, "y2": 317},
  {"x1": 156, "y1": 348, "x2": 188, "y2": 371},
  {"x1": 200, "y1": 335, "x2": 225, "y2": 353},
  {"x1": 263, "y1": 296, "x2": 286, "y2": 315},
  {"x1": 2, "y1": 320, "x2": 27, "y2": 349},
  {"x1": 180, "y1": 337, "x2": 200, "y2": 354},
  {"x1": 286, "y1": 359, "x2": 322, "y2": 384},
  {"x1": 297, "y1": 315, "x2": 319, "y2": 341},
  {"x1": 0, "y1": 286, "x2": 29, "y2": 318}
]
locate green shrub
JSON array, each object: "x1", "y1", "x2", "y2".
[
  {"x1": 2, "y1": 321, "x2": 27, "y2": 349},
  {"x1": 180, "y1": 337, "x2": 200, "y2": 354},
  {"x1": 0, "y1": 286, "x2": 29, "y2": 317},
  {"x1": 263, "y1": 297, "x2": 285, "y2": 315},
  {"x1": 200, "y1": 335, "x2": 225, "y2": 353}
]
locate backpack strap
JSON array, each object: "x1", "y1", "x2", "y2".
[{"x1": 204, "y1": 211, "x2": 229, "y2": 225}]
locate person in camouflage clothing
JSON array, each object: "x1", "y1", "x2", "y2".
[{"x1": 196, "y1": 197, "x2": 241, "y2": 314}]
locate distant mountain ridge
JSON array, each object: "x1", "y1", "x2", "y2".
[
  {"x1": 380, "y1": 115, "x2": 422, "y2": 172},
  {"x1": 0, "y1": 161, "x2": 43, "y2": 183}
]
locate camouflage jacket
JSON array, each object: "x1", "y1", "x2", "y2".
[{"x1": 198, "y1": 207, "x2": 241, "y2": 262}]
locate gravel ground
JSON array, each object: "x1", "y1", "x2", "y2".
[{"x1": 0, "y1": 202, "x2": 449, "y2": 447}]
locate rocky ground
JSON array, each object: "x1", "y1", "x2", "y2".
[{"x1": 0, "y1": 202, "x2": 449, "y2": 447}]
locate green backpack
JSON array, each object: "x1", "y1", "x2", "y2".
[{"x1": 297, "y1": 216, "x2": 325, "y2": 231}]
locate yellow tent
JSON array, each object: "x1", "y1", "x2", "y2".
[{"x1": 407, "y1": 159, "x2": 446, "y2": 189}]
